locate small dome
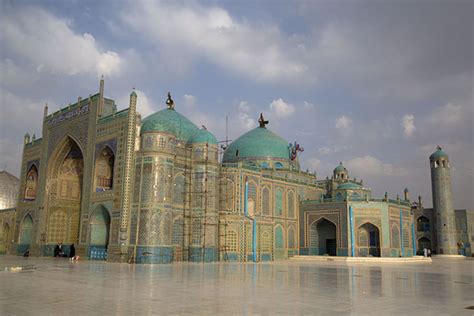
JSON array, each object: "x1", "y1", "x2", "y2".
[
  {"x1": 429, "y1": 146, "x2": 448, "y2": 161},
  {"x1": 223, "y1": 126, "x2": 290, "y2": 163},
  {"x1": 334, "y1": 162, "x2": 347, "y2": 173},
  {"x1": 130, "y1": 90, "x2": 137, "y2": 97},
  {"x1": 141, "y1": 108, "x2": 200, "y2": 142},
  {"x1": 189, "y1": 129, "x2": 218, "y2": 145},
  {"x1": 0, "y1": 171, "x2": 20, "y2": 210},
  {"x1": 337, "y1": 182, "x2": 361, "y2": 190}
]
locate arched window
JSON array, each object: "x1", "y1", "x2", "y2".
[
  {"x1": 173, "y1": 174, "x2": 185, "y2": 204},
  {"x1": 287, "y1": 191, "x2": 295, "y2": 218},
  {"x1": 259, "y1": 231, "x2": 271, "y2": 252},
  {"x1": 336, "y1": 192, "x2": 344, "y2": 201},
  {"x1": 226, "y1": 230, "x2": 238, "y2": 252},
  {"x1": 417, "y1": 216, "x2": 430, "y2": 232},
  {"x1": 275, "y1": 225, "x2": 284, "y2": 249},
  {"x1": 275, "y1": 189, "x2": 283, "y2": 216},
  {"x1": 95, "y1": 147, "x2": 114, "y2": 190},
  {"x1": 248, "y1": 181, "x2": 257, "y2": 215},
  {"x1": 275, "y1": 162, "x2": 284, "y2": 169},
  {"x1": 260, "y1": 162, "x2": 269, "y2": 169},
  {"x1": 24, "y1": 165, "x2": 38, "y2": 200},
  {"x1": 262, "y1": 187, "x2": 270, "y2": 215}
]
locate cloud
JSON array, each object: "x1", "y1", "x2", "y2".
[
  {"x1": 346, "y1": 155, "x2": 408, "y2": 177},
  {"x1": 269, "y1": 98, "x2": 295, "y2": 118},
  {"x1": 427, "y1": 103, "x2": 465, "y2": 129},
  {"x1": 120, "y1": 1, "x2": 308, "y2": 83},
  {"x1": 303, "y1": 101, "x2": 315, "y2": 110},
  {"x1": 335, "y1": 115, "x2": 352, "y2": 137},
  {"x1": 402, "y1": 114, "x2": 416, "y2": 137},
  {"x1": 237, "y1": 101, "x2": 255, "y2": 129},
  {"x1": 183, "y1": 94, "x2": 197, "y2": 107},
  {"x1": 0, "y1": 7, "x2": 122, "y2": 76}
]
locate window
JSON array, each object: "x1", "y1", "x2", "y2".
[
  {"x1": 262, "y1": 187, "x2": 270, "y2": 215},
  {"x1": 259, "y1": 231, "x2": 271, "y2": 252},
  {"x1": 287, "y1": 191, "x2": 295, "y2": 218},
  {"x1": 275, "y1": 225, "x2": 284, "y2": 249},
  {"x1": 275, "y1": 190, "x2": 283, "y2": 216},
  {"x1": 95, "y1": 147, "x2": 114, "y2": 190},
  {"x1": 159, "y1": 137, "x2": 166, "y2": 148},
  {"x1": 24, "y1": 165, "x2": 38, "y2": 200},
  {"x1": 275, "y1": 162, "x2": 284, "y2": 169},
  {"x1": 417, "y1": 216, "x2": 430, "y2": 232}
]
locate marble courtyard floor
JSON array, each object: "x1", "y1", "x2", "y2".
[{"x1": 0, "y1": 256, "x2": 473, "y2": 315}]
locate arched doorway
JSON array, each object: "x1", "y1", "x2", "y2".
[
  {"x1": 18, "y1": 215, "x2": 33, "y2": 255},
  {"x1": 0, "y1": 223, "x2": 11, "y2": 254},
  {"x1": 418, "y1": 237, "x2": 431, "y2": 252},
  {"x1": 89, "y1": 206, "x2": 111, "y2": 260},
  {"x1": 310, "y1": 218, "x2": 337, "y2": 256},
  {"x1": 357, "y1": 223, "x2": 380, "y2": 257},
  {"x1": 46, "y1": 137, "x2": 83, "y2": 254}
]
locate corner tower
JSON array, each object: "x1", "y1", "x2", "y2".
[{"x1": 429, "y1": 146, "x2": 457, "y2": 255}]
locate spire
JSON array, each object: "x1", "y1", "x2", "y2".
[
  {"x1": 166, "y1": 92, "x2": 174, "y2": 110},
  {"x1": 98, "y1": 74, "x2": 105, "y2": 117},
  {"x1": 43, "y1": 102, "x2": 48, "y2": 117},
  {"x1": 258, "y1": 113, "x2": 269, "y2": 128}
]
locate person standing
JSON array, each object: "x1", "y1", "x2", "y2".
[{"x1": 69, "y1": 244, "x2": 76, "y2": 261}]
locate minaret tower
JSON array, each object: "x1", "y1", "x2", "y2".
[{"x1": 429, "y1": 146, "x2": 457, "y2": 255}]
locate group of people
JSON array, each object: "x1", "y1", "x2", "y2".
[
  {"x1": 423, "y1": 248, "x2": 432, "y2": 257},
  {"x1": 54, "y1": 242, "x2": 79, "y2": 261}
]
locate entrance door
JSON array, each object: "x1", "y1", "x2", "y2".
[
  {"x1": 89, "y1": 207, "x2": 110, "y2": 260},
  {"x1": 326, "y1": 239, "x2": 337, "y2": 256}
]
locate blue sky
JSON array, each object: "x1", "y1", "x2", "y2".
[{"x1": 1, "y1": 0, "x2": 472, "y2": 209}]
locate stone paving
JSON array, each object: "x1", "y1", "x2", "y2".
[{"x1": 0, "y1": 256, "x2": 473, "y2": 315}]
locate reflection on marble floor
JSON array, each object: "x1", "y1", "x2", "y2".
[{"x1": 0, "y1": 256, "x2": 473, "y2": 315}]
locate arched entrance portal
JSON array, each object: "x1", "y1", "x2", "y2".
[
  {"x1": 310, "y1": 218, "x2": 337, "y2": 256},
  {"x1": 18, "y1": 215, "x2": 33, "y2": 255},
  {"x1": 46, "y1": 137, "x2": 84, "y2": 255},
  {"x1": 88, "y1": 206, "x2": 111, "y2": 260},
  {"x1": 358, "y1": 223, "x2": 380, "y2": 257},
  {"x1": 418, "y1": 237, "x2": 431, "y2": 252}
]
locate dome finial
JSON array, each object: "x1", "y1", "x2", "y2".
[
  {"x1": 258, "y1": 113, "x2": 269, "y2": 128},
  {"x1": 437, "y1": 145, "x2": 442, "y2": 151},
  {"x1": 166, "y1": 92, "x2": 175, "y2": 110}
]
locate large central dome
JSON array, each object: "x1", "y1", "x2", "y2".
[
  {"x1": 223, "y1": 126, "x2": 290, "y2": 163},
  {"x1": 141, "y1": 108, "x2": 200, "y2": 142}
]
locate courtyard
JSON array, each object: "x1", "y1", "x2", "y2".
[{"x1": 0, "y1": 256, "x2": 473, "y2": 315}]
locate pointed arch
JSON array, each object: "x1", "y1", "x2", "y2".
[
  {"x1": 94, "y1": 145, "x2": 115, "y2": 191},
  {"x1": 24, "y1": 164, "x2": 38, "y2": 200},
  {"x1": 391, "y1": 224, "x2": 400, "y2": 248},
  {"x1": 309, "y1": 218, "x2": 337, "y2": 256},
  {"x1": 19, "y1": 214, "x2": 33, "y2": 245},
  {"x1": 417, "y1": 215, "x2": 430, "y2": 232},
  {"x1": 357, "y1": 222, "x2": 380, "y2": 257},
  {"x1": 274, "y1": 225, "x2": 284, "y2": 249}
]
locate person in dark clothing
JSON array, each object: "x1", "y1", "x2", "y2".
[
  {"x1": 69, "y1": 244, "x2": 76, "y2": 260},
  {"x1": 54, "y1": 243, "x2": 60, "y2": 257}
]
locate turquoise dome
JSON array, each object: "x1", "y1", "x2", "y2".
[
  {"x1": 190, "y1": 129, "x2": 218, "y2": 145},
  {"x1": 429, "y1": 146, "x2": 448, "y2": 160},
  {"x1": 223, "y1": 127, "x2": 290, "y2": 163},
  {"x1": 337, "y1": 182, "x2": 361, "y2": 190},
  {"x1": 334, "y1": 162, "x2": 346, "y2": 173},
  {"x1": 141, "y1": 108, "x2": 200, "y2": 141}
]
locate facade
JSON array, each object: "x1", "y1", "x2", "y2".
[
  {"x1": 300, "y1": 163, "x2": 414, "y2": 257},
  {"x1": 5, "y1": 80, "x2": 473, "y2": 262}
]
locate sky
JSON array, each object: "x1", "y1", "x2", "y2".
[{"x1": 0, "y1": 0, "x2": 473, "y2": 209}]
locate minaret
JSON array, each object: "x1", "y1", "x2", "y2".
[
  {"x1": 429, "y1": 146, "x2": 457, "y2": 255},
  {"x1": 98, "y1": 75, "x2": 105, "y2": 117}
]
